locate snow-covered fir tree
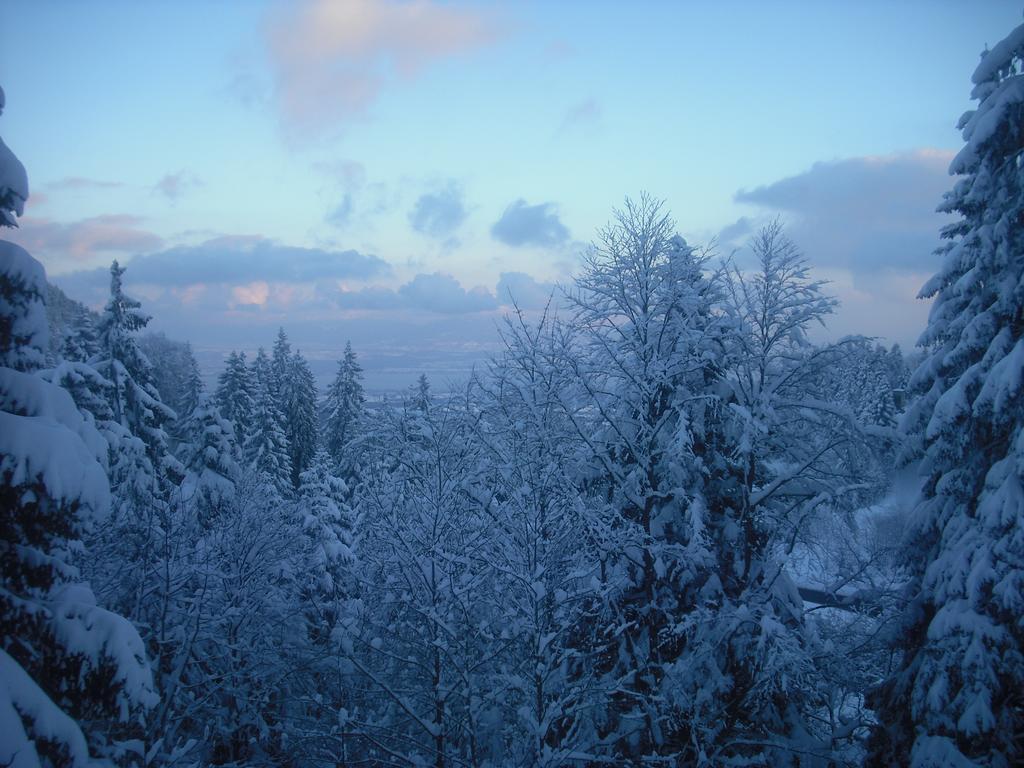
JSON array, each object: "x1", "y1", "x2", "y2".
[
  {"x1": 296, "y1": 447, "x2": 353, "y2": 637},
  {"x1": 172, "y1": 351, "x2": 203, "y2": 444},
  {"x1": 323, "y1": 340, "x2": 365, "y2": 477},
  {"x1": 1, "y1": 114, "x2": 156, "y2": 764},
  {"x1": 86, "y1": 263, "x2": 184, "y2": 623},
  {"x1": 245, "y1": 347, "x2": 293, "y2": 496},
  {"x1": 215, "y1": 349, "x2": 255, "y2": 450},
  {"x1": 270, "y1": 327, "x2": 291, "y2": 395},
  {"x1": 93, "y1": 261, "x2": 181, "y2": 492},
  {"x1": 138, "y1": 332, "x2": 200, "y2": 429},
  {"x1": 412, "y1": 371, "x2": 431, "y2": 412},
  {"x1": 179, "y1": 391, "x2": 239, "y2": 526},
  {"x1": 869, "y1": 22, "x2": 1024, "y2": 767},
  {"x1": 829, "y1": 340, "x2": 905, "y2": 430},
  {"x1": 60, "y1": 302, "x2": 101, "y2": 365},
  {"x1": 284, "y1": 347, "x2": 319, "y2": 488}
]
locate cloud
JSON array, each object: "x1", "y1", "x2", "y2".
[
  {"x1": 495, "y1": 271, "x2": 556, "y2": 309},
  {"x1": 115, "y1": 236, "x2": 390, "y2": 286},
  {"x1": 560, "y1": 98, "x2": 601, "y2": 131},
  {"x1": 716, "y1": 216, "x2": 754, "y2": 247},
  {"x1": 408, "y1": 181, "x2": 467, "y2": 238},
  {"x1": 332, "y1": 272, "x2": 528, "y2": 314},
  {"x1": 256, "y1": 271, "x2": 500, "y2": 314},
  {"x1": 54, "y1": 236, "x2": 393, "y2": 322},
  {"x1": 734, "y1": 149, "x2": 954, "y2": 275},
  {"x1": 9, "y1": 215, "x2": 163, "y2": 264},
  {"x1": 231, "y1": 281, "x2": 271, "y2": 308},
  {"x1": 332, "y1": 284, "x2": 404, "y2": 311},
  {"x1": 153, "y1": 171, "x2": 202, "y2": 201},
  {"x1": 267, "y1": 0, "x2": 502, "y2": 137},
  {"x1": 335, "y1": 272, "x2": 561, "y2": 315},
  {"x1": 491, "y1": 199, "x2": 570, "y2": 248},
  {"x1": 399, "y1": 272, "x2": 497, "y2": 313}
]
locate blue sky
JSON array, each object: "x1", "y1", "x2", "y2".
[{"x1": 1, "y1": 1, "x2": 1021, "y2": 388}]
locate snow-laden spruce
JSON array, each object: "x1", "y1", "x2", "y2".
[
  {"x1": 178, "y1": 391, "x2": 239, "y2": 525},
  {"x1": 214, "y1": 349, "x2": 255, "y2": 448},
  {"x1": 323, "y1": 339, "x2": 366, "y2": 482},
  {"x1": 869, "y1": 21, "x2": 1024, "y2": 768},
  {"x1": 272, "y1": 328, "x2": 319, "y2": 488},
  {"x1": 245, "y1": 347, "x2": 293, "y2": 496},
  {"x1": 1, "y1": 240, "x2": 156, "y2": 765}
]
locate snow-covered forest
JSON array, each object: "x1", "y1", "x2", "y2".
[{"x1": 2, "y1": 17, "x2": 1022, "y2": 768}]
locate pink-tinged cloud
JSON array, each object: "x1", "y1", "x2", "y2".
[
  {"x1": 267, "y1": 0, "x2": 503, "y2": 136},
  {"x1": 173, "y1": 284, "x2": 208, "y2": 306},
  {"x1": 9, "y1": 214, "x2": 163, "y2": 264},
  {"x1": 228, "y1": 281, "x2": 318, "y2": 311},
  {"x1": 231, "y1": 281, "x2": 271, "y2": 308}
]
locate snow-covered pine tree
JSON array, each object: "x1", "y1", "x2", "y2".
[
  {"x1": 94, "y1": 261, "x2": 181, "y2": 492},
  {"x1": 869, "y1": 22, "x2": 1024, "y2": 767},
  {"x1": 270, "y1": 326, "x2": 290, "y2": 397},
  {"x1": 169, "y1": 344, "x2": 202, "y2": 445},
  {"x1": 215, "y1": 350, "x2": 254, "y2": 450},
  {"x1": 885, "y1": 343, "x2": 909, "y2": 392},
  {"x1": 61, "y1": 303, "x2": 101, "y2": 364},
  {"x1": 283, "y1": 348, "x2": 318, "y2": 489},
  {"x1": 1, "y1": 108, "x2": 156, "y2": 763},
  {"x1": 830, "y1": 340, "x2": 902, "y2": 430},
  {"x1": 179, "y1": 391, "x2": 239, "y2": 526},
  {"x1": 85, "y1": 263, "x2": 185, "y2": 625},
  {"x1": 267, "y1": 329, "x2": 319, "y2": 487},
  {"x1": 323, "y1": 340, "x2": 365, "y2": 476},
  {"x1": 860, "y1": 357, "x2": 899, "y2": 429},
  {"x1": 291, "y1": 446, "x2": 356, "y2": 760},
  {"x1": 245, "y1": 347, "x2": 293, "y2": 496},
  {"x1": 297, "y1": 447, "x2": 353, "y2": 639},
  {"x1": 139, "y1": 333, "x2": 199, "y2": 430},
  {"x1": 413, "y1": 371, "x2": 430, "y2": 412}
]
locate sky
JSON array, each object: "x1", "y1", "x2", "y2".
[{"x1": 1, "y1": 0, "x2": 1021, "y2": 390}]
